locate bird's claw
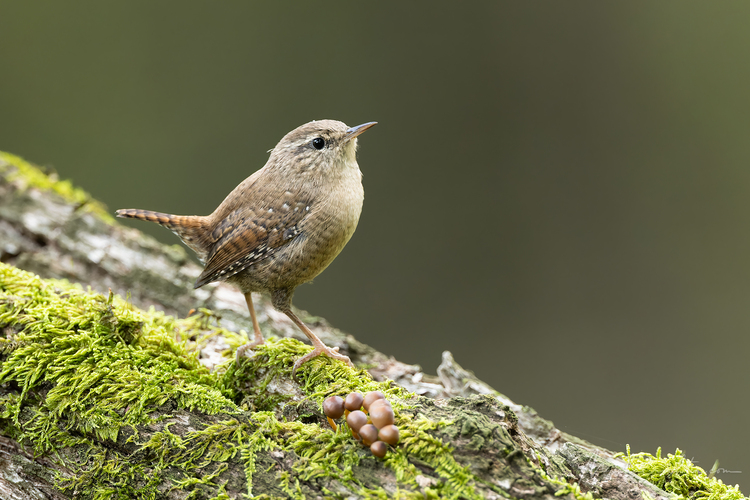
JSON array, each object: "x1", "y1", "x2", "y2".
[
  {"x1": 292, "y1": 345, "x2": 353, "y2": 376},
  {"x1": 235, "y1": 338, "x2": 265, "y2": 363}
]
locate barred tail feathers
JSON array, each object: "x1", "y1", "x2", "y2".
[{"x1": 116, "y1": 209, "x2": 211, "y2": 259}]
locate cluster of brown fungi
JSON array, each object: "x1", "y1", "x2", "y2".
[{"x1": 322, "y1": 390, "x2": 400, "y2": 458}]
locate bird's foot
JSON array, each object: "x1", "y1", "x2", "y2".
[
  {"x1": 235, "y1": 337, "x2": 265, "y2": 363},
  {"x1": 292, "y1": 345, "x2": 353, "y2": 376}
]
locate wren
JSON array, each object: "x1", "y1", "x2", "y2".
[{"x1": 117, "y1": 119, "x2": 376, "y2": 373}]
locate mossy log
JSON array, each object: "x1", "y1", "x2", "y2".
[{"x1": 0, "y1": 152, "x2": 689, "y2": 499}]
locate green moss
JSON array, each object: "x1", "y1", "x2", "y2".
[
  {"x1": 0, "y1": 261, "x2": 638, "y2": 499},
  {"x1": 6, "y1": 149, "x2": 747, "y2": 499},
  {"x1": 0, "y1": 150, "x2": 114, "y2": 222},
  {"x1": 0, "y1": 263, "x2": 493, "y2": 498},
  {"x1": 0, "y1": 152, "x2": 551, "y2": 498},
  {"x1": 620, "y1": 446, "x2": 746, "y2": 500},
  {"x1": 0, "y1": 264, "x2": 237, "y2": 437},
  {"x1": 0, "y1": 263, "x2": 246, "y2": 497}
]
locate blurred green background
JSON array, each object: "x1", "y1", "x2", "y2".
[{"x1": 2, "y1": 1, "x2": 749, "y2": 489}]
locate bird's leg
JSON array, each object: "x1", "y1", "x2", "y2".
[
  {"x1": 283, "y1": 308, "x2": 354, "y2": 375},
  {"x1": 236, "y1": 292, "x2": 265, "y2": 361}
]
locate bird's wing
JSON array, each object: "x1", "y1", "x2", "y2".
[{"x1": 194, "y1": 193, "x2": 312, "y2": 288}]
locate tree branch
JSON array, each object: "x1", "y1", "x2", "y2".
[{"x1": 0, "y1": 151, "x2": 678, "y2": 499}]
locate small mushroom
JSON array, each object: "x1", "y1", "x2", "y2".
[
  {"x1": 344, "y1": 392, "x2": 364, "y2": 412},
  {"x1": 367, "y1": 398, "x2": 391, "y2": 412},
  {"x1": 378, "y1": 424, "x2": 400, "y2": 446},
  {"x1": 346, "y1": 410, "x2": 368, "y2": 434},
  {"x1": 359, "y1": 424, "x2": 379, "y2": 446},
  {"x1": 369, "y1": 401, "x2": 395, "y2": 429},
  {"x1": 363, "y1": 391, "x2": 386, "y2": 411},
  {"x1": 323, "y1": 396, "x2": 345, "y2": 419},
  {"x1": 370, "y1": 441, "x2": 388, "y2": 458}
]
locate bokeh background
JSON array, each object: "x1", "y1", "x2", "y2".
[{"x1": 2, "y1": 1, "x2": 749, "y2": 489}]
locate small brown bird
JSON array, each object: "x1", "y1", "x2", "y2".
[{"x1": 117, "y1": 119, "x2": 376, "y2": 373}]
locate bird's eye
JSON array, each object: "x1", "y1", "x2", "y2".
[{"x1": 311, "y1": 137, "x2": 325, "y2": 150}]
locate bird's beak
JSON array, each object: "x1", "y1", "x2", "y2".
[{"x1": 344, "y1": 122, "x2": 377, "y2": 142}]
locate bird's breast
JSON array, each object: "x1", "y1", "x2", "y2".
[{"x1": 270, "y1": 177, "x2": 363, "y2": 286}]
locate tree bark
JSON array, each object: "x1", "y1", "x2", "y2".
[{"x1": 0, "y1": 152, "x2": 673, "y2": 499}]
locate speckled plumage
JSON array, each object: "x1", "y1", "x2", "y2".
[{"x1": 117, "y1": 119, "x2": 376, "y2": 372}]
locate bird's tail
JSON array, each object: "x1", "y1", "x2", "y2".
[{"x1": 116, "y1": 209, "x2": 212, "y2": 260}]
